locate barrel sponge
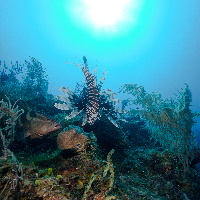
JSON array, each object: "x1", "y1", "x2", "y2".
[{"x1": 57, "y1": 128, "x2": 88, "y2": 151}]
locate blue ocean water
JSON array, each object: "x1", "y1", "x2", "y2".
[
  {"x1": 1, "y1": 0, "x2": 199, "y2": 142},
  {"x1": 0, "y1": 0, "x2": 200, "y2": 199}
]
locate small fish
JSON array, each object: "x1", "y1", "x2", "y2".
[{"x1": 16, "y1": 109, "x2": 61, "y2": 139}]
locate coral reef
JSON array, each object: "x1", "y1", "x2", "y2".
[
  {"x1": 57, "y1": 128, "x2": 88, "y2": 152},
  {"x1": 1, "y1": 56, "x2": 200, "y2": 199},
  {"x1": 120, "y1": 83, "x2": 199, "y2": 175},
  {"x1": 82, "y1": 149, "x2": 116, "y2": 200},
  {"x1": 0, "y1": 60, "x2": 24, "y2": 102},
  {"x1": 115, "y1": 148, "x2": 199, "y2": 200},
  {"x1": 22, "y1": 57, "x2": 48, "y2": 102},
  {"x1": 0, "y1": 96, "x2": 24, "y2": 161},
  {"x1": 0, "y1": 58, "x2": 58, "y2": 115},
  {"x1": 54, "y1": 57, "x2": 128, "y2": 154},
  {"x1": 0, "y1": 97, "x2": 24, "y2": 199}
]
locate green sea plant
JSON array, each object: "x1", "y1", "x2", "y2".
[
  {"x1": 0, "y1": 96, "x2": 24, "y2": 161},
  {"x1": 56, "y1": 174, "x2": 62, "y2": 180},
  {"x1": 120, "y1": 83, "x2": 199, "y2": 175},
  {"x1": 21, "y1": 57, "x2": 48, "y2": 102},
  {"x1": 82, "y1": 149, "x2": 116, "y2": 200},
  {"x1": 47, "y1": 167, "x2": 53, "y2": 175},
  {"x1": 0, "y1": 96, "x2": 24, "y2": 200},
  {"x1": 35, "y1": 179, "x2": 41, "y2": 185},
  {"x1": 0, "y1": 60, "x2": 24, "y2": 102},
  {"x1": 0, "y1": 58, "x2": 58, "y2": 115}
]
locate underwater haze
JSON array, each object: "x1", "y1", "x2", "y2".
[
  {"x1": 1, "y1": 1, "x2": 200, "y2": 199},
  {"x1": 1, "y1": 0, "x2": 200, "y2": 126},
  {"x1": 0, "y1": 0, "x2": 199, "y2": 103}
]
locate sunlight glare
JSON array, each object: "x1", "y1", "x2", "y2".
[
  {"x1": 83, "y1": 0, "x2": 142, "y2": 32},
  {"x1": 85, "y1": 0, "x2": 126, "y2": 26},
  {"x1": 67, "y1": 0, "x2": 144, "y2": 37}
]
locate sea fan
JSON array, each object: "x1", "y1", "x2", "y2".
[{"x1": 120, "y1": 83, "x2": 198, "y2": 175}]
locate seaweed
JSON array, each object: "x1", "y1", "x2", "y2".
[
  {"x1": 0, "y1": 58, "x2": 58, "y2": 116},
  {"x1": 120, "y1": 83, "x2": 199, "y2": 175},
  {"x1": 0, "y1": 97, "x2": 24, "y2": 200}
]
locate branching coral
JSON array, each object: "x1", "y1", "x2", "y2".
[
  {"x1": 82, "y1": 149, "x2": 116, "y2": 200},
  {"x1": 0, "y1": 96, "x2": 24, "y2": 199},
  {"x1": 120, "y1": 83, "x2": 198, "y2": 175},
  {"x1": 0, "y1": 96, "x2": 24, "y2": 161},
  {"x1": 22, "y1": 57, "x2": 49, "y2": 102},
  {"x1": 0, "y1": 60, "x2": 24, "y2": 102},
  {"x1": 0, "y1": 58, "x2": 55, "y2": 114}
]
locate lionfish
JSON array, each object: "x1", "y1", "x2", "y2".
[
  {"x1": 82, "y1": 56, "x2": 99, "y2": 124},
  {"x1": 55, "y1": 56, "x2": 107, "y2": 126}
]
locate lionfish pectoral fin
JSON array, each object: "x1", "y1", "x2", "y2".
[
  {"x1": 107, "y1": 115, "x2": 119, "y2": 128},
  {"x1": 82, "y1": 114, "x2": 87, "y2": 126},
  {"x1": 65, "y1": 109, "x2": 83, "y2": 120}
]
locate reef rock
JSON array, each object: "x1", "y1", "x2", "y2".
[{"x1": 57, "y1": 128, "x2": 88, "y2": 152}]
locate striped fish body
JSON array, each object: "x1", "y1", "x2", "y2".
[{"x1": 81, "y1": 57, "x2": 99, "y2": 125}]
